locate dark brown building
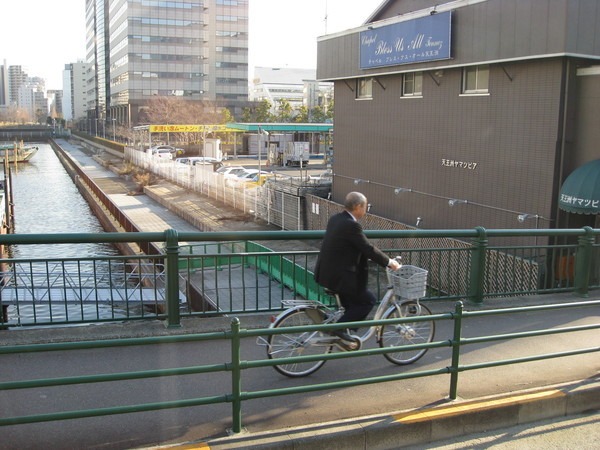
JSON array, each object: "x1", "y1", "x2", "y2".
[{"x1": 316, "y1": 0, "x2": 600, "y2": 231}]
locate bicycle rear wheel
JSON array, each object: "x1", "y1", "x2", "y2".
[
  {"x1": 379, "y1": 301, "x2": 435, "y2": 365},
  {"x1": 267, "y1": 308, "x2": 332, "y2": 377}
]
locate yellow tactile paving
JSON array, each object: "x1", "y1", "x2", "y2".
[{"x1": 393, "y1": 389, "x2": 565, "y2": 424}]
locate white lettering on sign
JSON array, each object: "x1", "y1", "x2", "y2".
[
  {"x1": 560, "y1": 194, "x2": 599, "y2": 208},
  {"x1": 441, "y1": 159, "x2": 478, "y2": 170}
]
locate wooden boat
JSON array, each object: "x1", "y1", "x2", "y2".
[{"x1": 0, "y1": 142, "x2": 38, "y2": 163}]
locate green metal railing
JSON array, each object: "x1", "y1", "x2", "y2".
[
  {"x1": 0, "y1": 299, "x2": 598, "y2": 433},
  {"x1": 0, "y1": 228, "x2": 598, "y2": 327}
]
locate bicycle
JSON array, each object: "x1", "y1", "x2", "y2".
[{"x1": 263, "y1": 261, "x2": 435, "y2": 377}]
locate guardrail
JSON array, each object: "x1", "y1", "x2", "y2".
[
  {"x1": 0, "y1": 228, "x2": 598, "y2": 327},
  {"x1": 0, "y1": 299, "x2": 598, "y2": 435}
]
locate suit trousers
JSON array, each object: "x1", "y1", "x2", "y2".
[{"x1": 338, "y1": 288, "x2": 377, "y2": 325}]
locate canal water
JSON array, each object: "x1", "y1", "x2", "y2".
[
  {"x1": 5, "y1": 143, "x2": 128, "y2": 325},
  {"x1": 11, "y1": 143, "x2": 118, "y2": 259}
]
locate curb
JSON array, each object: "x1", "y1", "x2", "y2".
[{"x1": 153, "y1": 378, "x2": 600, "y2": 449}]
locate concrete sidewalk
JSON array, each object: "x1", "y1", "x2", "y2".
[{"x1": 193, "y1": 378, "x2": 600, "y2": 449}]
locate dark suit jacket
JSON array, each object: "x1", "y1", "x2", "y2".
[{"x1": 314, "y1": 211, "x2": 390, "y2": 295}]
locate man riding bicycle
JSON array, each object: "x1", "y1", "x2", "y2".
[{"x1": 314, "y1": 192, "x2": 401, "y2": 345}]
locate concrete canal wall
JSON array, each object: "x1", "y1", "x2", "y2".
[{"x1": 49, "y1": 138, "x2": 144, "y2": 258}]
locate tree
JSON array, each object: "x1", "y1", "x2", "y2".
[
  {"x1": 276, "y1": 99, "x2": 293, "y2": 122},
  {"x1": 310, "y1": 106, "x2": 328, "y2": 123},
  {"x1": 241, "y1": 107, "x2": 253, "y2": 122},
  {"x1": 294, "y1": 106, "x2": 309, "y2": 123},
  {"x1": 141, "y1": 96, "x2": 222, "y2": 125},
  {"x1": 139, "y1": 96, "x2": 224, "y2": 144},
  {"x1": 220, "y1": 108, "x2": 235, "y2": 125},
  {"x1": 255, "y1": 99, "x2": 274, "y2": 122}
]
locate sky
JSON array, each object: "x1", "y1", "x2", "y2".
[{"x1": 1, "y1": 0, "x2": 383, "y2": 90}]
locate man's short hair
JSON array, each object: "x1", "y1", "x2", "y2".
[{"x1": 344, "y1": 192, "x2": 367, "y2": 211}]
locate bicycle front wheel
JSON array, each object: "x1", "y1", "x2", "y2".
[
  {"x1": 267, "y1": 308, "x2": 332, "y2": 377},
  {"x1": 379, "y1": 301, "x2": 435, "y2": 365}
]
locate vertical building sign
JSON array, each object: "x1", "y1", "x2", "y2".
[{"x1": 360, "y1": 11, "x2": 452, "y2": 69}]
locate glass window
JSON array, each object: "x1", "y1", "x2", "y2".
[
  {"x1": 462, "y1": 65, "x2": 489, "y2": 94},
  {"x1": 356, "y1": 78, "x2": 372, "y2": 99},
  {"x1": 402, "y1": 72, "x2": 422, "y2": 97}
]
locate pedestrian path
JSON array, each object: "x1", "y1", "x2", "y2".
[{"x1": 57, "y1": 139, "x2": 201, "y2": 237}]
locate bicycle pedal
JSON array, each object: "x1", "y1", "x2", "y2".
[{"x1": 336, "y1": 337, "x2": 360, "y2": 351}]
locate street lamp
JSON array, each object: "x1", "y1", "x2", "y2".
[
  {"x1": 448, "y1": 199, "x2": 468, "y2": 206},
  {"x1": 112, "y1": 118, "x2": 116, "y2": 142},
  {"x1": 257, "y1": 125, "x2": 269, "y2": 174}
]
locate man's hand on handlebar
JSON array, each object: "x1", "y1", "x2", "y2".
[{"x1": 388, "y1": 258, "x2": 401, "y2": 271}]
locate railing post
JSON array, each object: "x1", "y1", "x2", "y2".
[
  {"x1": 230, "y1": 317, "x2": 243, "y2": 434},
  {"x1": 164, "y1": 228, "x2": 182, "y2": 328},
  {"x1": 574, "y1": 226, "x2": 594, "y2": 297},
  {"x1": 468, "y1": 226, "x2": 488, "y2": 304},
  {"x1": 448, "y1": 301, "x2": 464, "y2": 400}
]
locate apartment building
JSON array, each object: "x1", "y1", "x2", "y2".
[{"x1": 63, "y1": 62, "x2": 92, "y2": 123}]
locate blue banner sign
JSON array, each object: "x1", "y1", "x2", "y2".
[{"x1": 360, "y1": 11, "x2": 452, "y2": 69}]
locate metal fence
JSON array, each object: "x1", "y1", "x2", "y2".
[
  {"x1": 0, "y1": 299, "x2": 598, "y2": 438},
  {"x1": 307, "y1": 195, "x2": 600, "y2": 299},
  {"x1": 125, "y1": 148, "x2": 306, "y2": 230},
  {"x1": 0, "y1": 255, "x2": 166, "y2": 325},
  {"x1": 0, "y1": 228, "x2": 598, "y2": 328}
]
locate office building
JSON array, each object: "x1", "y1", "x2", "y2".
[
  {"x1": 85, "y1": 0, "x2": 249, "y2": 127},
  {"x1": 251, "y1": 67, "x2": 333, "y2": 115}
]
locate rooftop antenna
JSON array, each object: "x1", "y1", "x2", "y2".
[{"x1": 324, "y1": 0, "x2": 328, "y2": 34}]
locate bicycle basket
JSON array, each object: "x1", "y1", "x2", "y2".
[{"x1": 390, "y1": 265, "x2": 428, "y2": 299}]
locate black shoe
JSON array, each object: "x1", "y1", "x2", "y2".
[
  {"x1": 330, "y1": 329, "x2": 354, "y2": 342},
  {"x1": 330, "y1": 329, "x2": 359, "y2": 350}
]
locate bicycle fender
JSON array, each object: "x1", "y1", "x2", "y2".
[{"x1": 268, "y1": 305, "x2": 323, "y2": 329}]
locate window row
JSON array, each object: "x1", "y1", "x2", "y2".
[
  {"x1": 216, "y1": 62, "x2": 247, "y2": 68},
  {"x1": 216, "y1": 77, "x2": 246, "y2": 84},
  {"x1": 131, "y1": 17, "x2": 204, "y2": 27},
  {"x1": 356, "y1": 65, "x2": 489, "y2": 99},
  {"x1": 130, "y1": 1, "x2": 204, "y2": 9},
  {"x1": 129, "y1": 35, "x2": 206, "y2": 44},
  {"x1": 135, "y1": 89, "x2": 204, "y2": 97}
]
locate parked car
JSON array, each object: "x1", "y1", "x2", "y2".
[
  {"x1": 148, "y1": 145, "x2": 184, "y2": 158},
  {"x1": 226, "y1": 168, "x2": 259, "y2": 186},
  {"x1": 151, "y1": 148, "x2": 174, "y2": 160},
  {"x1": 216, "y1": 166, "x2": 246, "y2": 179},
  {"x1": 180, "y1": 156, "x2": 220, "y2": 166},
  {"x1": 243, "y1": 171, "x2": 274, "y2": 187}
]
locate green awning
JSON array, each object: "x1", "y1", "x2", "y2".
[
  {"x1": 558, "y1": 158, "x2": 600, "y2": 215},
  {"x1": 226, "y1": 122, "x2": 333, "y2": 132}
]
